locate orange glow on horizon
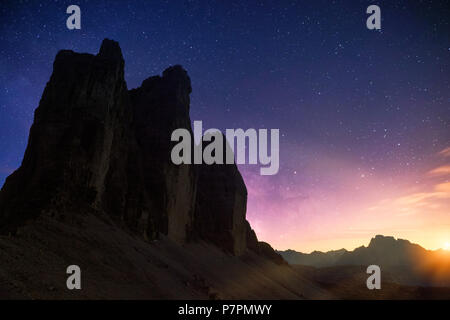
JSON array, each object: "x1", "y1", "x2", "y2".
[{"x1": 244, "y1": 146, "x2": 450, "y2": 254}]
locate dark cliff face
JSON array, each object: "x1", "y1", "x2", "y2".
[
  {"x1": 0, "y1": 39, "x2": 130, "y2": 233},
  {"x1": 0, "y1": 39, "x2": 283, "y2": 261},
  {"x1": 194, "y1": 134, "x2": 248, "y2": 255},
  {"x1": 128, "y1": 65, "x2": 196, "y2": 243}
]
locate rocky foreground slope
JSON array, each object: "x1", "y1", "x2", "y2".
[{"x1": 0, "y1": 39, "x2": 327, "y2": 299}]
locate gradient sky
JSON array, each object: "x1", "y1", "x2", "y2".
[{"x1": 0, "y1": 0, "x2": 449, "y2": 252}]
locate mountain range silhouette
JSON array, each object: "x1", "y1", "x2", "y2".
[{"x1": 279, "y1": 235, "x2": 450, "y2": 289}]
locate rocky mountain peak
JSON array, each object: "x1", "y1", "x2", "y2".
[
  {"x1": 162, "y1": 65, "x2": 192, "y2": 93},
  {"x1": 368, "y1": 235, "x2": 397, "y2": 247},
  {"x1": 0, "y1": 39, "x2": 284, "y2": 263},
  {"x1": 98, "y1": 38, "x2": 124, "y2": 62},
  {"x1": 368, "y1": 235, "x2": 414, "y2": 251}
]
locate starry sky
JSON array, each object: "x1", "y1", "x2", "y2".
[{"x1": 0, "y1": 0, "x2": 449, "y2": 252}]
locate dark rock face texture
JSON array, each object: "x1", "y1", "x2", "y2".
[
  {"x1": 194, "y1": 148, "x2": 248, "y2": 255},
  {"x1": 0, "y1": 39, "x2": 131, "y2": 234},
  {"x1": 128, "y1": 65, "x2": 197, "y2": 243},
  {"x1": 0, "y1": 39, "x2": 283, "y2": 262}
]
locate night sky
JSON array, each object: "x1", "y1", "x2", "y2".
[{"x1": 0, "y1": 0, "x2": 449, "y2": 252}]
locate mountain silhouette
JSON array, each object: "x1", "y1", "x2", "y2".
[
  {"x1": 0, "y1": 39, "x2": 329, "y2": 299},
  {"x1": 279, "y1": 235, "x2": 450, "y2": 287}
]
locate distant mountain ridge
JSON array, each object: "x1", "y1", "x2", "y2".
[
  {"x1": 279, "y1": 248, "x2": 347, "y2": 268},
  {"x1": 278, "y1": 235, "x2": 450, "y2": 287},
  {"x1": 278, "y1": 235, "x2": 447, "y2": 267}
]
